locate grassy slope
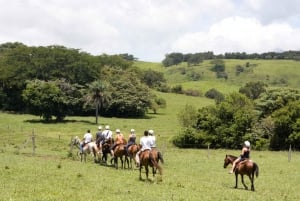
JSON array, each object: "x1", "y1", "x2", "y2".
[{"x1": 135, "y1": 59, "x2": 300, "y2": 95}]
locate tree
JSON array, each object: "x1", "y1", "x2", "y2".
[
  {"x1": 22, "y1": 79, "x2": 78, "y2": 121},
  {"x1": 86, "y1": 80, "x2": 111, "y2": 124},
  {"x1": 142, "y1": 69, "x2": 166, "y2": 89},
  {"x1": 106, "y1": 74, "x2": 152, "y2": 117},
  {"x1": 239, "y1": 81, "x2": 267, "y2": 100}
]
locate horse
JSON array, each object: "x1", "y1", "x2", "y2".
[
  {"x1": 149, "y1": 147, "x2": 164, "y2": 174},
  {"x1": 223, "y1": 154, "x2": 259, "y2": 191},
  {"x1": 111, "y1": 143, "x2": 129, "y2": 169},
  {"x1": 139, "y1": 149, "x2": 162, "y2": 181},
  {"x1": 100, "y1": 138, "x2": 113, "y2": 165},
  {"x1": 126, "y1": 144, "x2": 140, "y2": 168},
  {"x1": 72, "y1": 136, "x2": 101, "y2": 163}
]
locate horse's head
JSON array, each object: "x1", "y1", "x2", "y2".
[
  {"x1": 223, "y1": 155, "x2": 231, "y2": 168},
  {"x1": 72, "y1": 136, "x2": 80, "y2": 145}
]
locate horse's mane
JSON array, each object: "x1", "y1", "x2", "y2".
[{"x1": 227, "y1": 154, "x2": 238, "y2": 159}]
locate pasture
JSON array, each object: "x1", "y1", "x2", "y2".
[{"x1": 1, "y1": 113, "x2": 300, "y2": 201}]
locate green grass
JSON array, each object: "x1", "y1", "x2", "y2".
[
  {"x1": 1, "y1": 59, "x2": 300, "y2": 200},
  {"x1": 1, "y1": 144, "x2": 299, "y2": 201}
]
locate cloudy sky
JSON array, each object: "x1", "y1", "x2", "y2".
[{"x1": 1, "y1": 0, "x2": 300, "y2": 61}]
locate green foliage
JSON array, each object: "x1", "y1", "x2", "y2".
[
  {"x1": 239, "y1": 81, "x2": 267, "y2": 100},
  {"x1": 162, "y1": 52, "x2": 184, "y2": 67},
  {"x1": 177, "y1": 93, "x2": 256, "y2": 149},
  {"x1": 177, "y1": 104, "x2": 198, "y2": 128},
  {"x1": 150, "y1": 96, "x2": 167, "y2": 114},
  {"x1": 255, "y1": 88, "x2": 300, "y2": 117},
  {"x1": 105, "y1": 73, "x2": 152, "y2": 117},
  {"x1": 22, "y1": 79, "x2": 82, "y2": 121},
  {"x1": 205, "y1": 88, "x2": 224, "y2": 102},
  {"x1": 271, "y1": 101, "x2": 300, "y2": 150},
  {"x1": 142, "y1": 69, "x2": 166, "y2": 89}
]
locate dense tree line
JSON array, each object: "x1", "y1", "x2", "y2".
[
  {"x1": 174, "y1": 83, "x2": 300, "y2": 150},
  {"x1": 0, "y1": 42, "x2": 164, "y2": 121},
  {"x1": 162, "y1": 51, "x2": 300, "y2": 67}
]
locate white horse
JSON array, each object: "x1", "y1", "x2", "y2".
[{"x1": 72, "y1": 136, "x2": 102, "y2": 163}]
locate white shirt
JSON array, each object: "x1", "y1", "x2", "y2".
[
  {"x1": 149, "y1": 135, "x2": 156, "y2": 148},
  {"x1": 103, "y1": 129, "x2": 113, "y2": 140},
  {"x1": 84, "y1": 132, "x2": 93, "y2": 143},
  {"x1": 140, "y1": 136, "x2": 151, "y2": 151}
]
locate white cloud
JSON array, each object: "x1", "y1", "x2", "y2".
[
  {"x1": 0, "y1": 0, "x2": 300, "y2": 61},
  {"x1": 171, "y1": 17, "x2": 300, "y2": 54}
]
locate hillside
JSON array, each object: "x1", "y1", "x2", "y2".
[{"x1": 135, "y1": 59, "x2": 300, "y2": 95}]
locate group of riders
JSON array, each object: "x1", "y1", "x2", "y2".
[{"x1": 79, "y1": 125, "x2": 161, "y2": 167}]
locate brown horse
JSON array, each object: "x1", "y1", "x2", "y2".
[
  {"x1": 139, "y1": 149, "x2": 162, "y2": 180},
  {"x1": 127, "y1": 144, "x2": 140, "y2": 168},
  {"x1": 223, "y1": 154, "x2": 259, "y2": 191},
  {"x1": 111, "y1": 143, "x2": 129, "y2": 169}
]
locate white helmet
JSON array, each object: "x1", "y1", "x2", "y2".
[
  {"x1": 130, "y1": 129, "x2": 135, "y2": 133},
  {"x1": 244, "y1": 141, "x2": 250, "y2": 147},
  {"x1": 98, "y1": 126, "x2": 102, "y2": 130},
  {"x1": 105, "y1": 125, "x2": 110, "y2": 130},
  {"x1": 148, "y1": 129, "x2": 154, "y2": 135},
  {"x1": 116, "y1": 129, "x2": 121, "y2": 133}
]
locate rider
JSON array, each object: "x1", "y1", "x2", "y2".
[
  {"x1": 135, "y1": 130, "x2": 152, "y2": 167},
  {"x1": 125, "y1": 129, "x2": 136, "y2": 154},
  {"x1": 229, "y1": 140, "x2": 251, "y2": 173},
  {"x1": 80, "y1": 129, "x2": 93, "y2": 153},
  {"x1": 95, "y1": 126, "x2": 103, "y2": 148},
  {"x1": 110, "y1": 129, "x2": 125, "y2": 159},
  {"x1": 100, "y1": 125, "x2": 113, "y2": 147},
  {"x1": 148, "y1": 129, "x2": 156, "y2": 148}
]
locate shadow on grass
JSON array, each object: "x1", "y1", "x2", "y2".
[{"x1": 24, "y1": 119, "x2": 94, "y2": 124}]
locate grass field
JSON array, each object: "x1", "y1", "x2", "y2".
[
  {"x1": 1, "y1": 112, "x2": 300, "y2": 201},
  {"x1": 1, "y1": 59, "x2": 300, "y2": 200}
]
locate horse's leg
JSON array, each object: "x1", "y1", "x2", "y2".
[
  {"x1": 234, "y1": 173, "x2": 238, "y2": 188},
  {"x1": 241, "y1": 175, "x2": 248, "y2": 190},
  {"x1": 250, "y1": 172, "x2": 255, "y2": 191},
  {"x1": 145, "y1": 165, "x2": 149, "y2": 180},
  {"x1": 139, "y1": 166, "x2": 143, "y2": 180}
]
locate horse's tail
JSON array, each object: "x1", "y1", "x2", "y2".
[
  {"x1": 150, "y1": 152, "x2": 163, "y2": 175},
  {"x1": 158, "y1": 151, "x2": 164, "y2": 164},
  {"x1": 253, "y1": 162, "x2": 259, "y2": 178}
]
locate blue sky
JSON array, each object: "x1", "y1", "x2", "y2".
[{"x1": 1, "y1": 0, "x2": 300, "y2": 61}]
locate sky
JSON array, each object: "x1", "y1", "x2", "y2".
[{"x1": 1, "y1": 0, "x2": 300, "y2": 62}]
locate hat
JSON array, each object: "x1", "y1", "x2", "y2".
[
  {"x1": 98, "y1": 126, "x2": 102, "y2": 130},
  {"x1": 116, "y1": 129, "x2": 121, "y2": 133},
  {"x1": 244, "y1": 141, "x2": 250, "y2": 147},
  {"x1": 130, "y1": 129, "x2": 135, "y2": 133},
  {"x1": 105, "y1": 125, "x2": 110, "y2": 129},
  {"x1": 148, "y1": 129, "x2": 154, "y2": 135}
]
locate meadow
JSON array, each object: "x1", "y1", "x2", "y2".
[
  {"x1": 1, "y1": 112, "x2": 300, "y2": 201},
  {"x1": 1, "y1": 59, "x2": 300, "y2": 200}
]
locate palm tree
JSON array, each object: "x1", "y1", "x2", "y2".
[{"x1": 86, "y1": 80, "x2": 111, "y2": 124}]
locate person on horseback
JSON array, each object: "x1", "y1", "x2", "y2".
[
  {"x1": 229, "y1": 140, "x2": 251, "y2": 174},
  {"x1": 148, "y1": 129, "x2": 156, "y2": 148},
  {"x1": 149, "y1": 129, "x2": 164, "y2": 164},
  {"x1": 100, "y1": 125, "x2": 113, "y2": 148},
  {"x1": 110, "y1": 129, "x2": 125, "y2": 159},
  {"x1": 95, "y1": 126, "x2": 103, "y2": 148},
  {"x1": 80, "y1": 129, "x2": 93, "y2": 153},
  {"x1": 125, "y1": 129, "x2": 136, "y2": 154},
  {"x1": 135, "y1": 130, "x2": 152, "y2": 167}
]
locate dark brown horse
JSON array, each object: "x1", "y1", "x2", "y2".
[
  {"x1": 139, "y1": 149, "x2": 162, "y2": 180},
  {"x1": 101, "y1": 139, "x2": 113, "y2": 165},
  {"x1": 127, "y1": 144, "x2": 140, "y2": 168},
  {"x1": 224, "y1": 154, "x2": 259, "y2": 191}
]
